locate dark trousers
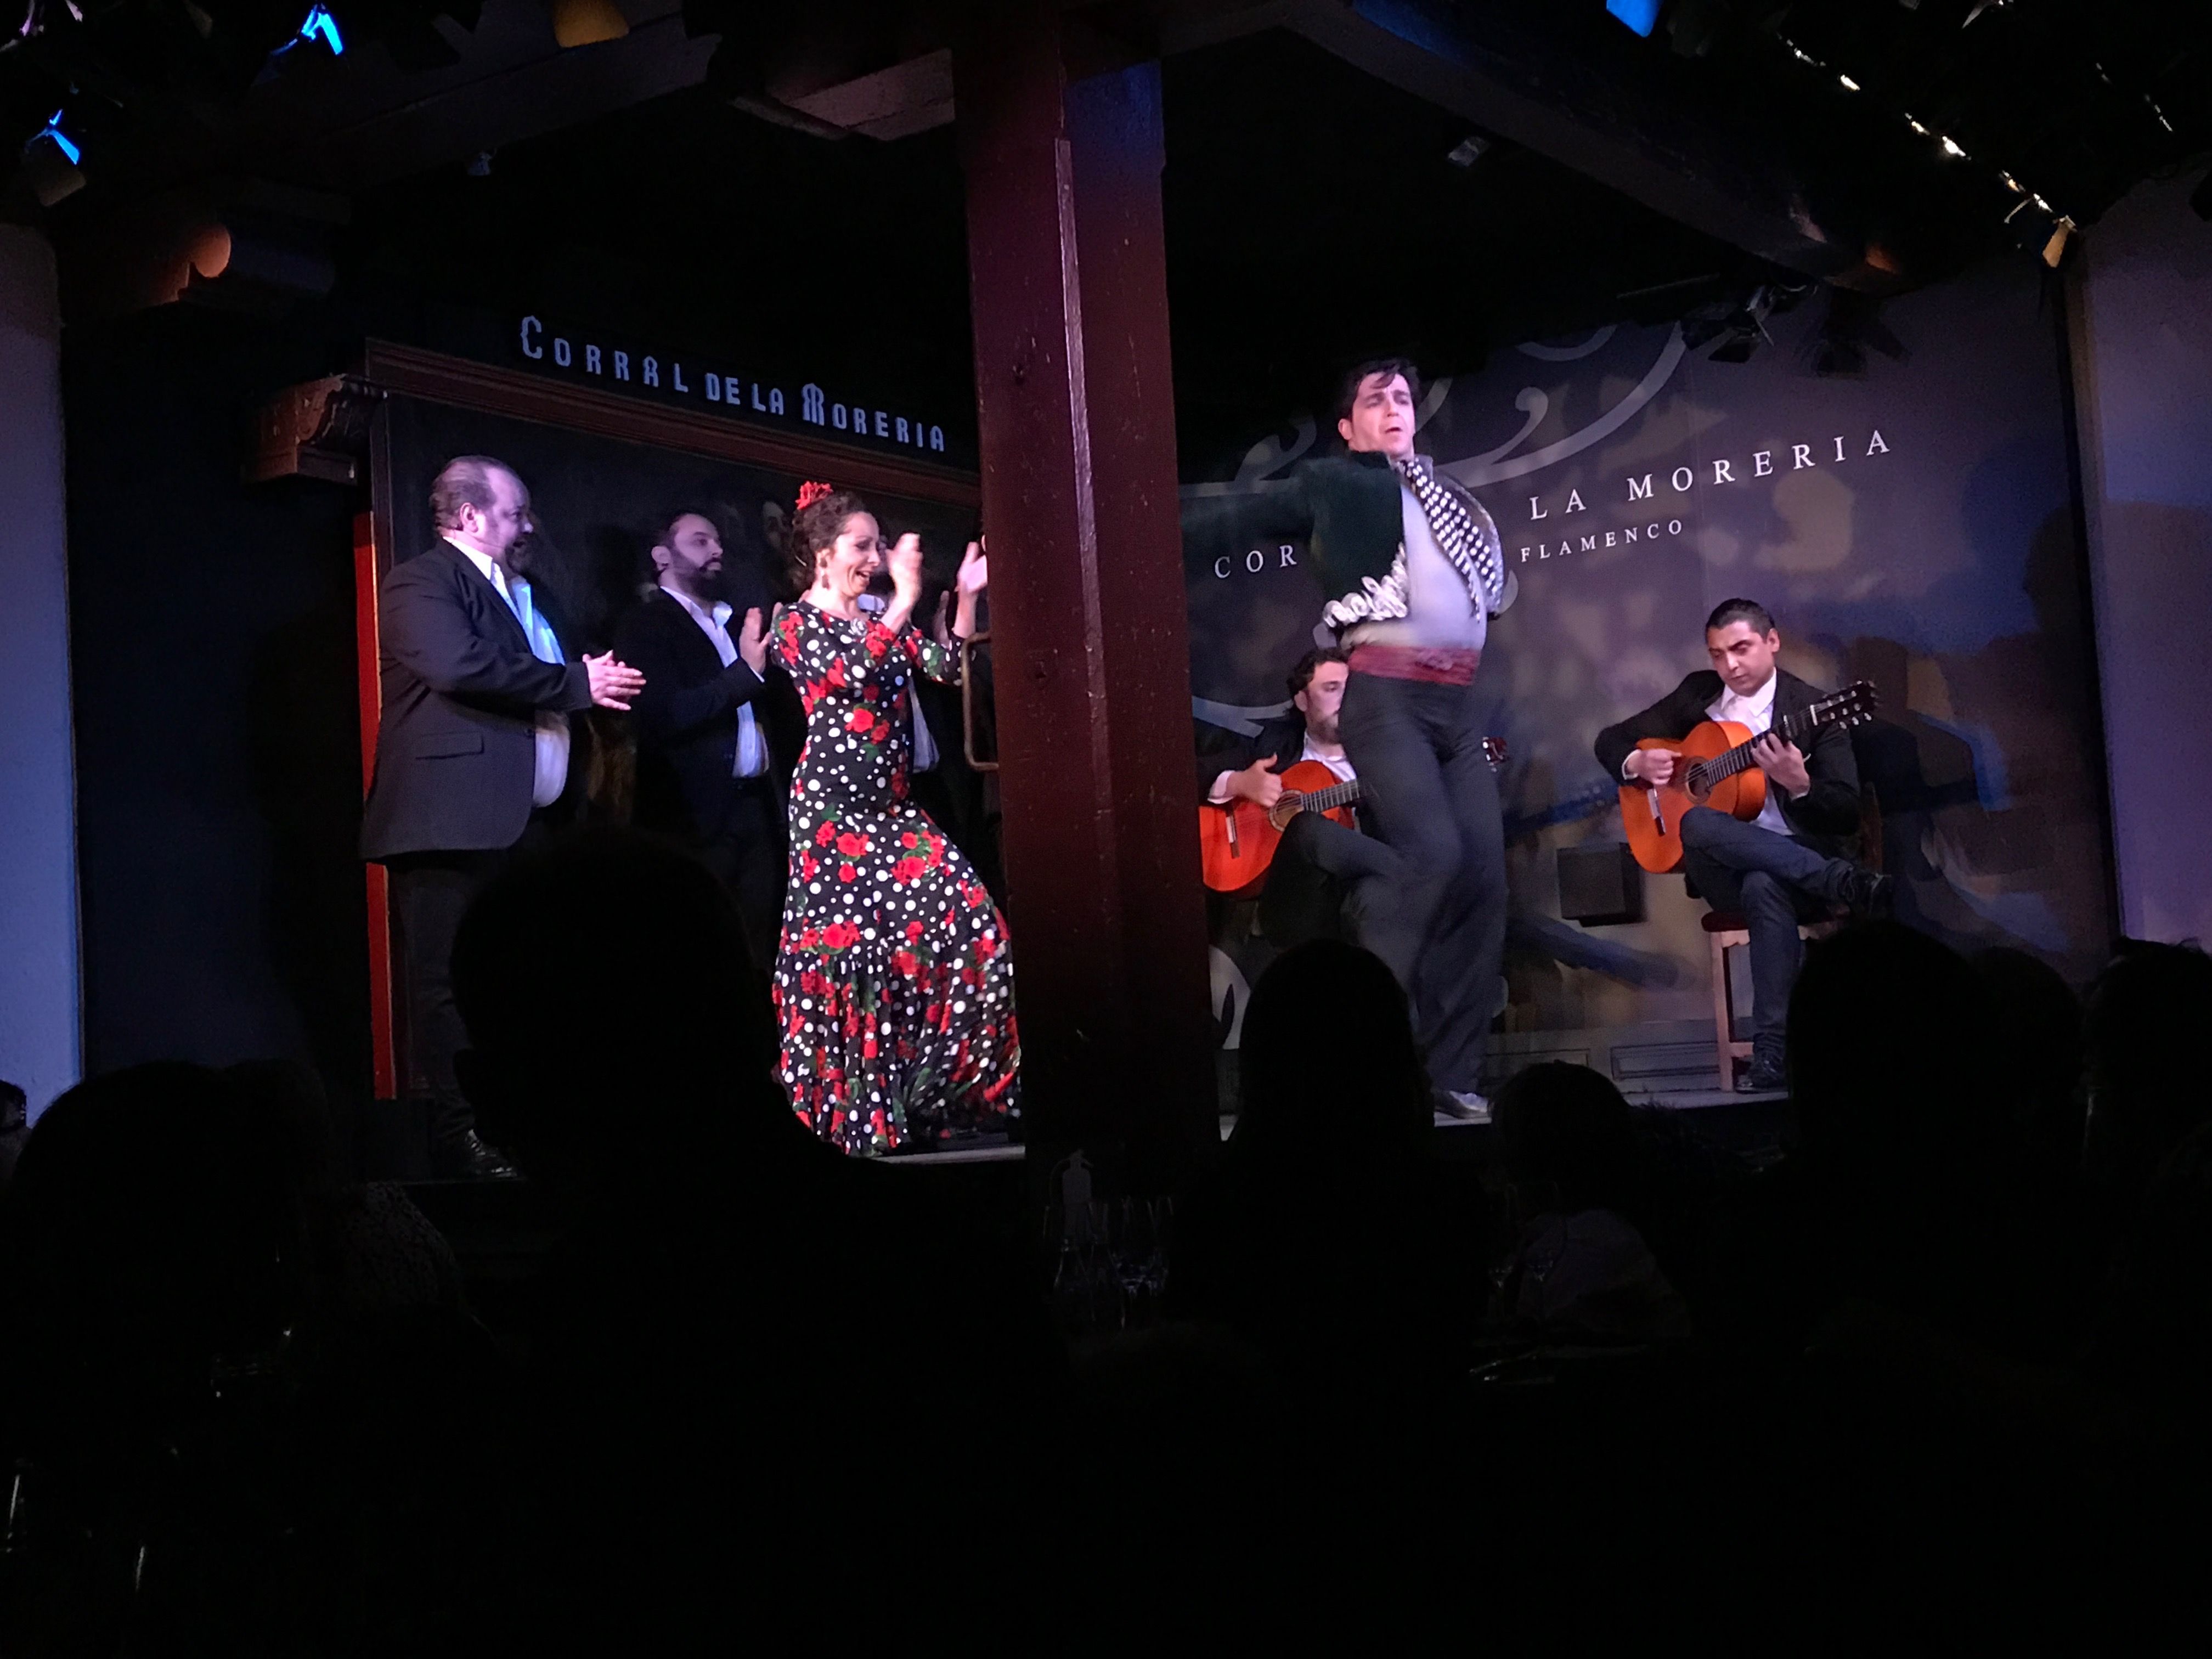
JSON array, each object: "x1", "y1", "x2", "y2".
[
  {"x1": 1337, "y1": 672, "x2": 1508, "y2": 1093},
  {"x1": 691, "y1": 776, "x2": 788, "y2": 971},
  {"x1": 1678, "y1": 805, "x2": 1838, "y2": 1054},
  {"x1": 384, "y1": 814, "x2": 557, "y2": 1148},
  {"x1": 1259, "y1": 810, "x2": 1406, "y2": 952}
]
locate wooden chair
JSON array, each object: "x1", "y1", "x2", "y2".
[
  {"x1": 1702, "y1": 910, "x2": 1840, "y2": 1090},
  {"x1": 1701, "y1": 782, "x2": 1884, "y2": 1088}
]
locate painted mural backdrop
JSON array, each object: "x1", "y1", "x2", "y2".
[{"x1": 1184, "y1": 259, "x2": 2113, "y2": 1081}]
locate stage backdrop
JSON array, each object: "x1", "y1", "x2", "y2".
[
  {"x1": 1184, "y1": 258, "x2": 2113, "y2": 1091},
  {"x1": 368, "y1": 387, "x2": 983, "y2": 1106}
]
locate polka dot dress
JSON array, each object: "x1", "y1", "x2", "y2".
[{"x1": 771, "y1": 601, "x2": 1020, "y2": 1155}]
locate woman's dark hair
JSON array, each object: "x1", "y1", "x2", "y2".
[{"x1": 784, "y1": 489, "x2": 873, "y2": 591}]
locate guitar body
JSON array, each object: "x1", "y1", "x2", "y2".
[
  {"x1": 1618, "y1": 720, "x2": 1767, "y2": 874},
  {"x1": 1198, "y1": 759, "x2": 1360, "y2": 895}
]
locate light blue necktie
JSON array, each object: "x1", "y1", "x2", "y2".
[{"x1": 505, "y1": 577, "x2": 563, "y2": 666}]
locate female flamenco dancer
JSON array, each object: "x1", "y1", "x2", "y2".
[{"x1": 771, "y1": 484, "x2": 1019, "y2": 1154}]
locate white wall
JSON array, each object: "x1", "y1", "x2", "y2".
[
  {"x1": 0, "y1": 225, "x2": 81, "y2": 1116},
  {"x1": 2071, "y1": 176, "x2": 2212, "y2": 947}
]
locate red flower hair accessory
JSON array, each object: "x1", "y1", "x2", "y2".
[{"x1": 795, "y1": 479, "x2": 836, "y2": 512}]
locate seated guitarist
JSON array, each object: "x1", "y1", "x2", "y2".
[
  {"x1": 1200, "y1": 647, "x2": 1407, "y2": 957},
  {"x1": 1595, "y1": 598, "x2": 1891, "y2": 1092}
]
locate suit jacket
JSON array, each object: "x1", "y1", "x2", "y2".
[
  {"x1": 360, "y1": 541, "x2": 593, "y2": 860},
  {"x1": 1594, "y1": 668, "x2": 1861, "y2": 856},
  {"x1": 1181, "y1": 450, "x2": 1506, "y2": 632},
  {"x1": 1195, "y1": 714, "x2": 1373, "y2": 833},
  {"x1": 1196, "y1": 713, "x2": 1305, "y2": 798},
  {"x1": 613, "y1": 588, "x2": 785, "y2": 842}
]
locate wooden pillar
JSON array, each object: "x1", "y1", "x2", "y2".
[{"x1": 955, "y1": 11, "x2": 1214, "y2": 1178}]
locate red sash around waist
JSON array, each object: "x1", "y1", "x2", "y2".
[{"x1": 1346, "y1": 644, "x2": 1481, "y2": 686}]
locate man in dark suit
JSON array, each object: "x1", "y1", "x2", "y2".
[
  {"x1": 612, "y1": 509, "x2": 787, "y2": 964},
  {"x1": 1595, "y1": 597, "x2": 1889, "y2": 1092},
  {"x1": 1200, "y1": 647, "x2": 1406, "y2": 954},
  {"x1": 361, "y1": 455, "x2": 646, "y2": 1176}
]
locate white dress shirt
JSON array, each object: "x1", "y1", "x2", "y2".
[
  {"x1": 662, "y1": 584, "x2": 768, "y2": 778},
  {"x1": 1706, "y1": 671, "x2": 1793, "y2": 836},
  {"x1": 1340, "y1": 477, "x2": 1487, "y2": 653},
  {"x1": 1299, "y1": 736, "x2": 1356, "y2": 784},
  {"x1": 454, "y1": 542, "x2": 569, "y2": 809}
]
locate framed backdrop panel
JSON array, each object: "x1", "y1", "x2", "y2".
[{"x1": 356, "y1": 344, "x2": 982, "y2": 1104}]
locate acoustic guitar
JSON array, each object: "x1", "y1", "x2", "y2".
[
  {"x1": 1617, "y1": 680, "x2": 1877, "y2": 874},
  {"x1": 1200, "y1": 737, "x2": 1506, "y2": 895}
]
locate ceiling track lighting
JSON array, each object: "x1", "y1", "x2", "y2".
[
  {"x1": 20, "y1": 108, "x2": 84, "y2": 205},
  {"x1": 1771, "y1": 33, "x2": 2096, "y2": 271}
]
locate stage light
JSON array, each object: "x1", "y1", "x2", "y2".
[
  {"x1": 1605, "y1": 0, "x2": 1662, "y2": 37},
  {"x1": 297, "y1": 4, "x2": 343, "y2": 52},
  {"x1": 21, "y1": 112, "x2": 85, "y2": 207},
  {"x1": 1939, "y1": 136, "x2": 1966, "y2": 158},
  {"x1": 550, "y1": 0, "x2": 629, "y2": 48},
  {"x1": 1838, "y1": 75, "x2": 1861, "y2": 91}
]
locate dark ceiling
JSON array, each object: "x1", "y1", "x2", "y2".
[
  {"x1": 10, "y1": 0, "x2": 2208, "y2": 473},
  {"x1": 335, "y1": 30, "x2": 1768, "y2": 472},
  {"x1": 1160, "y1": 30, "x2": 1765, "y2": 468}
]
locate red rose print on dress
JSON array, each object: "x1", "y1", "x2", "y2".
[{"x1": 769, "y1": 597, "x2": 1020, "y2": 1155}]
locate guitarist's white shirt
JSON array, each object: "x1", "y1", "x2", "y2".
[
  {"x1": 1300, "y1": 736, "x2": 1357, "y2": 785},
  {"x1": 1708, "y1": 670, "x2": 1793, "y2": 837}
]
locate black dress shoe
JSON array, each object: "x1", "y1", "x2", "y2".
[
  {"x1": 1736, "y1": 1057, "x2": 1787, "y2": 1094},
  {"x1": 444, "y1": 1130, "x2": 522, "y2": 1180},
  {"x1": 1835, "y1": 867, "x2": 1894, "y2": 919}
]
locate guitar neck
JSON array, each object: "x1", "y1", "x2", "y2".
[
  {"x1": 1700, "y1": 704, "x2": 1825, "y2": 783},
  {"x1": 1293, "y1": 778, "x2": 1362, "y2": 815}
]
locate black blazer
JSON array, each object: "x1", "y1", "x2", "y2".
[
  {"x1": 1594, "y1": 668, "x2": 1861, "y2": 855},
  {"x1": 1195, "y1": 713, "x2": 1374, "y2": 834},
  {"x1": 1196, "y1": 713, "x2": 1305, "y2": 797},
  {"x1": 360, "y1": 541, "x2": 593, "y2": 861},
  {"x1": 613, "y1": 588, "x2": 783, "y2": 841}
]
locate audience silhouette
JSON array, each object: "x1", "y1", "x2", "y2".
[
  {"x1": 447, "y1": 827, "x2": 1058, "y2": 1645},
  {"x1": 7, "y1": 860, "x2": 2212, "y2": 1643}
]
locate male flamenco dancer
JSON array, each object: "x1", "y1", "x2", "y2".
[
  {"x1": 1187, "y1": 359, "x2": 1509, "y2": 1118},
  {"x1": 1595, "y1": 599, "x2": 1891, "y2": 1092}
]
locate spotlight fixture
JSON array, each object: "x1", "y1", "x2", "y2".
[
  {"x1": 1605, "y1": 0, "x2": 1662, "y2": 37},
  {"x1": 265, "y1": 3, "x2": 343, "y2": 65},
  {"x1": 1446, "y1": 134, "x2": 1491, "y2": 168},
  {"x1": 297, "y1": 4, "x2": 342, "y2": 53},
  {"x1": 1685, "y1": 283, "x2": 1784, "y2": 364},
  {"x1": 20, "y1": 110, "x2": 84, "y2": 206},
  {"x1": 549, "y1": 0, "x2": 629, "y2": 49},
  {"x1": 1838, "y1": 74, "x2": 1860, "y2": 91}
]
